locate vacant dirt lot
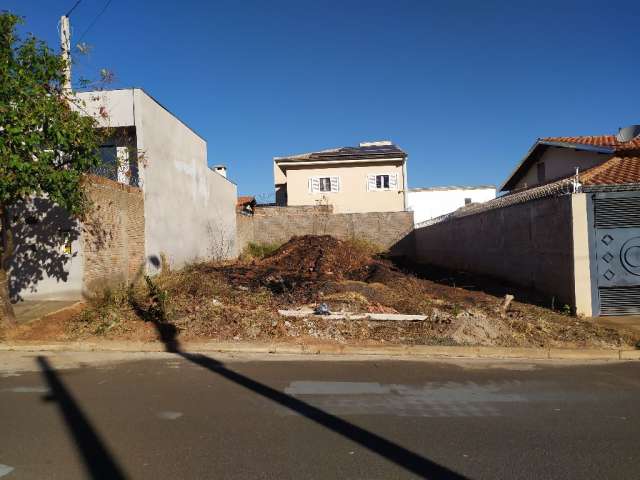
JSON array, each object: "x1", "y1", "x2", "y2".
[{"x1": 3, "y1": 236, "x2": 638, "y2": 349}]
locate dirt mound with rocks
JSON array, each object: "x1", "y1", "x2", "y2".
[
  {"x1": 17, "y1": 235, "x2": 635, "y2": 349},
  {"x1": 223, "y1": 235, "x2": 401, "y2": 299}
]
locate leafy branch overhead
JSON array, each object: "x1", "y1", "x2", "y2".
[
  {"x1": 0, "y1": 12, "x2": 103, "y2": 325},
  {"x1": 0, "y1": 12, "x2": 101, "y2": 216}
]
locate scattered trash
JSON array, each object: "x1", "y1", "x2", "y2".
[
  {"x1": 277, "y1": 309, "x2": 427, "y2": 321},
  {"x1": 44, "y1": 235, "x2": 637, "y2": 349},
  {"x1": 0, "y1": 464, "x2": 15, "y2": 478},
  {"x1": 314, "y1": 303, "x2": 331, "y2": 315},
  {"x1": 500, "y1": 294, "x2": 514, "y2": 317}
]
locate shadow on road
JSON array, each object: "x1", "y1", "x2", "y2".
[
  {"x1": 137, "y1": 276, "x2": 468, "y2": 479},
  {"x1": 179, "y1": 351, "x2": 467, "y2": 479},
  {"x1": 37, "y1": 356, "x2": 127, "y2": 480}
]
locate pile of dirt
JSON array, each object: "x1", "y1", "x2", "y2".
[
  {"x1": 8, "y1": 235, "x2": 639, "y2": 349},
  {"x1": 221, "y1": 235, "x2": 399, "y2": 300}
]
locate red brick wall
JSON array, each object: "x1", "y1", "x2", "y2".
[{"x1": 82, "y1": 175, "x2": 146, "y2": 293}]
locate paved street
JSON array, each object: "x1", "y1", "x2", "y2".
[{"x1": 0, "y1": 352, "x2": 638, "y2": 479}]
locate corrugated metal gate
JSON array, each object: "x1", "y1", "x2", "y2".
[{"x1": 590, "y1": 191, "x2": 640, "y2": 315}]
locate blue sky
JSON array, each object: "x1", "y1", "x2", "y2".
[{"x1": 7, "y1": 0, "x2": 640, "y2": 196}]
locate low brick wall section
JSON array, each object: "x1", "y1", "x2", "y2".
[
  {"x1": 82, "y1": 175, "x2": 146, "y2": 293},
  {"x1": 413, "y1": 195, "x2": 575, "y2": 306},
  {"x1": 238, "y1": 206, "x2": 414, "y2": 254}
]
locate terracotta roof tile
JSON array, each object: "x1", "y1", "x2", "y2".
[
  {"x1": 542, "y1": 135, "x2": 640, "y2": 151},
  {"x1": 581, "y1": 156, "x2": 640, "y2": 186}
]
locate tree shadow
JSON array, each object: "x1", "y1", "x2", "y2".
[
  {"x1": 8, "y1": 198, "x2": 82, "y2": 301},
  {"x1": 137, "y1": 278, "x2": 468, "y2": 479},
  {"x1": 37, "y1": 356, "x2": 127, "y2": 479}
]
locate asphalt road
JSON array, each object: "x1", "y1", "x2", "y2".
[{"x1": 0, "y1": 353, "x2": 638, "y2": 479}]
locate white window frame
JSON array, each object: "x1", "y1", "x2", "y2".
[
  {"x1": 309, "y1": 176, "x2": 340, "y2": 194},
  {"x1": 319, "y1": 177, "x2": 332, "y2": 192},
  {"x1": 367, "y1": 173, "x2": 398, "y2": 191}
]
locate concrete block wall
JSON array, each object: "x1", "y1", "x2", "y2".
[
  {"x1": 238, "y1": 206, "x2": 414, "y2": 254},
  {"x1": 413, "y1": 195, "x2": 576, "y2": 307},
  {"x1": 82, "y1": 175, "x2": 146, "y2": 294}
]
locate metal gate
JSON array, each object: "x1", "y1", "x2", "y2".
[{"x1": 590, "y1": 191, "x2": 640, "y2": 315}]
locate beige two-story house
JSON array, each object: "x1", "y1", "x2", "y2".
[{"x1": 273, "y1": 141, "x2": 408, "y2": 213}]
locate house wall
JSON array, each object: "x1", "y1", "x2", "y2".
[
  {"x1": 237, "y1": 206, "x2": 414, "y2": 255},
  {"x1": 81, "y1": 175, "x2": 146, "y2": 295},
  {"x1": 133, "y1": 90, "x2": 237, "y2": 268},
  {"x1": 408, "y1": 188, "x2": 496, "y2": 225},
  {"x1": 413, "y1": 195, "x2": 576, "y2": 307},
  {"x1": 10, "y1": 176, "x2": 145, "y2": 301},
  {"x1": 8, "y1": 200, "x2": 84, "y2": 301},
  {"x1": 75, "y1": 89, "x2": 136, "y2": 128},
  {"x1": 571, "y1": 193, "x2": 592, "y2": 316},
  {"x1": 282, "y1": 161, "x2": 405, "y2": 213},
  {"x1": 77, "y1": 89, "x2": 238, "y2": 268},
  {"x1": 513, "y1": 148, "x2": 609, "y2": 190}
]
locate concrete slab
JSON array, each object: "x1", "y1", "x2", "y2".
[
  {"x1": 277, "y1": 309, "x2": 427, "y2": 321},
  {"x1": 619, "y1": 349, "x2": 640, "y2": 360},
  {"x1": 549, "y1": 348, "x2": 620, "y2": 360},
  {"x1": 407, "y1": 345, "x2": 479, "y2": 357},
  {"x1": 476, "y1": 347, "x2": 549, "y2": 359},
  {"x1": 1, "y1": 340, "x2": 637, "y2": 362},
  {"x1": 12, "y1": 300, "x2": 80, "y2": 324}
]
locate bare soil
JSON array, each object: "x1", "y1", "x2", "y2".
[{"x1": 3, "y1": 235, "x2": 639, "y2": 349}]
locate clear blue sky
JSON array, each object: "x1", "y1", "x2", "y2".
[{"x1": 7, "y1": 0, "x2": 640, "y2": 196}]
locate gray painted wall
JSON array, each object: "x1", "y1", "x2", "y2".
[
  {"x1": 14, "y1": 89, "x2": 238, "y2": 302},
  {"x1": 78, "y1": 89, "x2": 238, "y2": 270},
  {"x1": 413, "y1": 195, "x2": 575, "y2": 306},
  {"x1": 132, "y1": 90, "x2": 237, "y2": 268}
]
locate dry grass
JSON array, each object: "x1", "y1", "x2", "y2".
[{"x1": 17, "y1": 235, "x2": 634, "y2": 349}]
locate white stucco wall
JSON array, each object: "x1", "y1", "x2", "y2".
[
  {"x1": 407, "y1": 187, "x2": 496, "y2": 225},
  {"x1": 77, "y1": 89, "x2": 238, "y2": 268},
  {"x1": 9, "y1": 200, "x2": 84, "y2": 301}
]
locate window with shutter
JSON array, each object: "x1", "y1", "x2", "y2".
[
  {"x1": 367, "y1": 174, "x2": 377, "y2": 191},
  {"x1": 369, "y1": 173, "x2": 398, "y2": 191},
  {"x1": 310, "y1": 177, "x2": 337, "y2": 193},
  {"x1": 309, "y1": 177, "x2": 321, "y2": 193},
  {"x1": 389, "y1": 173, "x2": 398, "y2": 190},
  {"x1": 319, "y1": 177, "x2": 331, "y2": 192}
]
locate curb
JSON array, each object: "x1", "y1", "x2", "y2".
[{"x1": 0, "y1": 341, "x2": 638, "y2": 361}]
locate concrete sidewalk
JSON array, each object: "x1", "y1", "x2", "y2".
[
  {"x1": 1, "y1": 340, "x2": 638, "y2": 361},
  {"x1": 12, "y1": 300, "x2": 81, "y2": 324}
]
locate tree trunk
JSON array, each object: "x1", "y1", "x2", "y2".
[
  {"x1": 0, "y1": 268, "x2": 15, "y2": 327},
  {"x1": 0, "y1": 206, "x2": 16, "y2": 327}
]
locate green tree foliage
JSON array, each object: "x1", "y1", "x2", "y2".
[{"x1": 0, "y1": 12, "x2": 101, "y2": 325}]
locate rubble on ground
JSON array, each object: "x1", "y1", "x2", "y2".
[{"x1": 6, "y1": 235, "x2": 638, "y2": 348}]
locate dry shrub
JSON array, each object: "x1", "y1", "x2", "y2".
[
  {"x1": 64, "y1": 235, "x2": 639, "y2": 349},
  {"x1": 241, "y1": 242, "x2": 282, "y2": 261}
]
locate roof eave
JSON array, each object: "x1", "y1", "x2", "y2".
[
  {"x1": 499, "y1": 140, "x2": 615, "y2": 192},
  {"x1": 276, "y1": 156, "x2": 406, "y2": 167}
]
